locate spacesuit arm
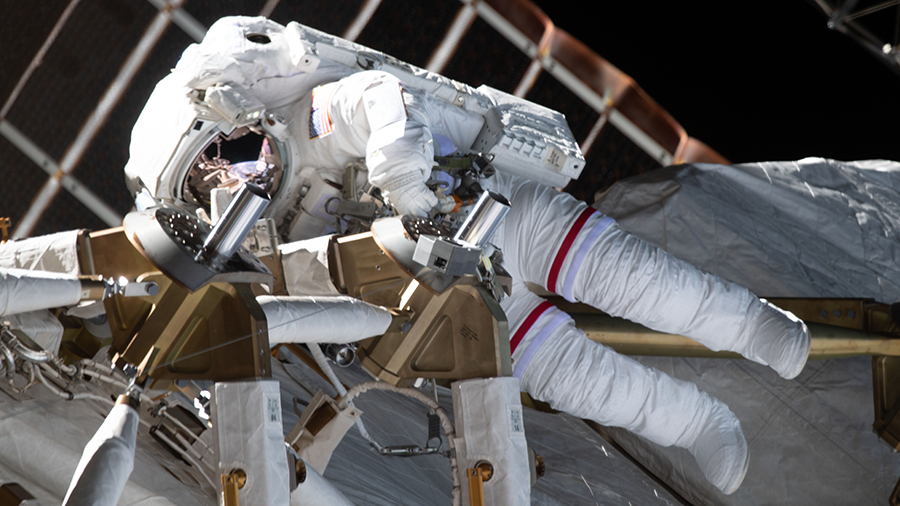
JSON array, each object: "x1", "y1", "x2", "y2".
[
  {"x1": 356, "y1": 73, "x2": 438, "y2": 216},
  {"x1": 367, "y1": 121, "x2": 438, "y2": 216},
  {"x1": 299, "y1": 71, "x2": 438, "y2": 216}
]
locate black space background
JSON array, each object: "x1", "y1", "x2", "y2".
[{"x1": 533, "y1": 0, "x2": 900, "y2": 164}]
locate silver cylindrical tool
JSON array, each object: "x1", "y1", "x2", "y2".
[
  {"x1": 202, "y1": 183, "x2": 270, "y2": 260},
  {"x1": 453, "y1": 191, "x2": 510, "y2": 248}
]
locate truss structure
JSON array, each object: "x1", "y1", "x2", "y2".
[{"x1": 807, "y1": 0, "x2": 900, "y2": 74}]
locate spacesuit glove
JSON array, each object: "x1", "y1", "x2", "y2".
[
  {"x1": 435, "y1": 194, "x2": 477, "y2": 214},
  {"x1": 436, "y1": 194, "x2": 462, "y2": 214},
  {"x1": 384, "y1": 184, "x2": 439, "y2": 217}
]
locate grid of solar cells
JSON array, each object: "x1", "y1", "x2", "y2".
[
  {"x1": 269, "y1": 0, "x2": 365, "y2": 38},
  {"x1": 0, "y1": 136, "x2": 47, "y2": 229},
  {"x1": 525, "y1": 70, "x2": 601, "y2": 147},
  {"x1": 31, "y1": 181, "x2": 108, "y2": 237},
  {"x1": 5, "y1": 0, "x2": 157, "y2": 162},
  {"x1": 71, "y1": 24, "x2": 197, "y2": 219},
  {"x1": 355, "y1": 0, "x2": 461, "y2": 68},
  {"x1": 0, "y1": 0, "x2": 71, "y2": 108},
  {"x1": 441, "y1": 16, "x2": 532, "y2": 93},
  {"x1": 565, "y1": 123, "x2": 663, "y2": 204}
]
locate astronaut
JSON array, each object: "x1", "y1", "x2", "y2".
[{"x1": 125, "y1": 17, "x2": 810, "y2": 494}]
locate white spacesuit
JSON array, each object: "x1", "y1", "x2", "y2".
[
  {"x1": 287, "y1": 70, "x2": 809, "y2": 494},
  {"x1": 125, "y1": 16, "x2": 811, "y2": 495}
]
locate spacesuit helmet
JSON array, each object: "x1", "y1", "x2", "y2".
[
  {"x1": 123, "y1": 15, "x2": 336, "y2": 228},
  {"x1": 181, "y1": 126, "x2": 284, "y2": 212},
  {"x1": 122, "y1": 73, "x2": 302, "y2": 229}
]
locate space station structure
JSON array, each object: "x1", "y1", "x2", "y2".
[
  {"x1": 0, "y1": 18, "x2": 588, "y2": 506},
  {"x1": 5, "y1": 13, "x2": 900, "y2": 506}
]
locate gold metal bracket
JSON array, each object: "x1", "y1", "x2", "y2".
[
  {"x1": 221, "y1": 469, "x2": 246, "y2": 506},
  {"x1": 330, "y1": 229, "x2": 511, "y2": 386},
  {"x1": 357, "y1": 280, "x2": 510, "y2": 386},
  {"x1": 0, "y1": 483, "x2": 35, "y2": 505},
  {"x1": 467, "y1": 468, "x2": 485, "y2": 506},
  {"x1": 82, "y1": 227, "x2": 272, "y2": 387},
  {"x1": 328, "y1": 232, "x2": 410, "y2": 308},
  {"x1": 766, "y1": 298, "x2": 899, "y2": 335},
  {"x1": 551, "y1": 297, "x2": 900, "y2": 361},
  {"x1": 874, "y1": 356, "x2": 900, "y2": 450},
  {"x1": 0, "y1": 217, "x2": 10, "y2": 243}
]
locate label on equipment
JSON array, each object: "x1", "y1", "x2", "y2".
[
  {"x1": 265, "y1": 395, "x2": 281, "y2": 424},
  {"x1": 508, "y1": 404, "x2": 525, "y2": 436},
  {"x1": 544, "y1": 146, "x2": 566, "y2": 171}
]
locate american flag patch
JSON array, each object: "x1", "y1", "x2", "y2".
[{"x1": 309, "y1": 82, "x2": 339, "y2": 139}]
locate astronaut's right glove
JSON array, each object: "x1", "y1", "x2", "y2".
[{"x1": 383, "y1": 183, "x2": 439, "y2": 217}]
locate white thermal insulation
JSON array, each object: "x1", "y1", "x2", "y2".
[
  {"x1": 258, "y1": 295, "x2": 392, "y2": 345},
  {"x1": 589, "y1": 157, "x2": 900, "y2": 505},
  {"x1": 594, "y1": 158, "x2": 900, "y2": 303},
  {"x1": 2, "y1": 310, "x2": 64, "y2": 355},
  {"x1": 0, "y1": 268, "x2": 82, "y2": 317},
  {"x1": 0, "y1": 229, "x2": 81, "y2": 274},
  {"x1": 291, "y1": 459, "x2": 357, "y2": 506},
  {"x1": 279, "y1": 235, "x2": 342, "y2": 297},
  {"x1": 62, "y1": 403, "x2": 139, "y2": 506},
  {"x1": 211, "y1": 380, "x2": 290, "y2": 506},
  {"x1": 452, "y1": 377, "x2": 530, "y2": 506}
]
